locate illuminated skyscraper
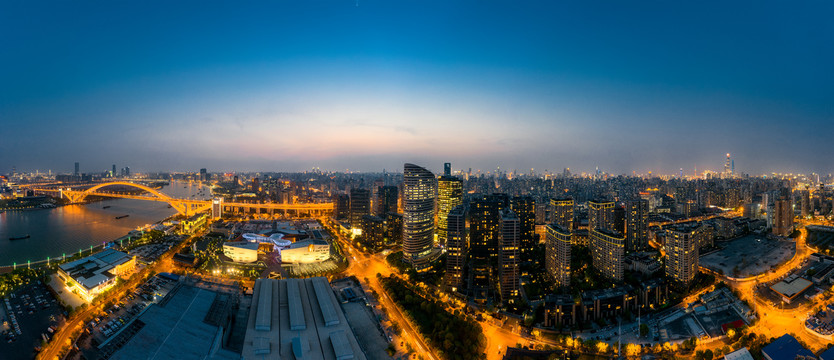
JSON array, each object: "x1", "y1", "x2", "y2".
[
  {"x1": 545, "y1": 223, "x2": 571, "y2": 287},
  {"x1": 773, "y1": 196, "x2": 794, "y2": 236},
  {"x1": 444, "y1": 204, "x2": 468, "y2": 292},
  {"x1": 498, "y1": 208, "x2": 519, "y2": 303},
  {"x1": 349, "y1": 188, "x2": 370, "y2": 228},
  {"x1": 510, "y1": 196, "x2": 536, "y2": 255},
  {"x1": 437, "y1": 174, "x2": 463, "y2": 246},
  {"x1": 403, "y1": 163, "x2": 437, "y2": 272},
  {"x1": 550, "y1": 197, "x2": 574, "y2": 232},
  {"x1": 376, "y1": 185, "x2": 399, "y2": 215},
  {"x1": 588, "y1": 199, "x2": 615, "y2": 233},
  {"x1": 625, "y1": 199, "x2": 648, "y2": 252},
  {"x1": 211, "y1": 198, "x2": 223, "y2": 219},
  {"x1": 724, "y1": 153, "x2": 731, "y2": 177},
  {"x1": 665, "y1": 225, "x2": 699, "y2": 286},
  {"x1": 590, "y1": 228, "x2": 625, "y2": 281},
  {"x1": 469, "y1": 194, "x2": 508, "y2": 299}
]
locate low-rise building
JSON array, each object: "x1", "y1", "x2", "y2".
[
  {"x1": 57, "y1": 249, "x2": 136, "y2": 302},
  {"x1": 223, "y1": 241, "x2": 260, "y2": 263},
  {"x1": 281, "y1": 239, "x2": 330, "y2": 264},
  {"x1": 241, "y1": 278, "x2": 367, "y2": 360},
  {"x1": 761, "y1": 334, "x2": 815, "y2": 360},
  {"x1": 181, "y1": 213, "x2": 208, "y2": 234}
]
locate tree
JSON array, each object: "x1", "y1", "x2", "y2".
[{"x1": 640, "y1": 323, "x2": 649, "y2": 337}]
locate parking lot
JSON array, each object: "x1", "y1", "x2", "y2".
[
  {"x1": 75, "y1": 274, "x2": 179, "y2": 359},
  {"x1": 701, "y1": 235, "x2": 795, "y2": 277},
  {"x1": 0, "y1": 281, "x2": 64, "y2": 360}
]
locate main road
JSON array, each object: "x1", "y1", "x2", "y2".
[{"x1": 321, "y1": 220, "x2": 441, "y2": 360}]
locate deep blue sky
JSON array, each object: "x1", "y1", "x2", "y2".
[{"x1": 1, "y1": 1, "x2": 832, "y2": 175}]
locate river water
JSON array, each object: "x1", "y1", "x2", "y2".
[{"x1": 0, "y1": 180, "x2": 211, "y2": 266}]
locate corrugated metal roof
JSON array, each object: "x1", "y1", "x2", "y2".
[
  {"x1": 287, "y1": 278, "x2": 306, "y2": 331},
  {"x1": 329, "y1": 330, "x2": 354, "y2": 360},
  {"x1": 255, "y1": 280, "x2": 273, "y2": 331},
  {"x1": 312, "y1": 277, "x2": 340, "y2": 327}
]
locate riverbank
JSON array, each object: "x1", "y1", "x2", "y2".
[{"x1": 0, "y1": 181, "x2": 209, "y2": 269}]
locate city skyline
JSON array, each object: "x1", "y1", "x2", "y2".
[{"x1": 2, "y1": 1, "x2": 833, "y2": 174}]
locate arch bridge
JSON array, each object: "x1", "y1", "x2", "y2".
[
  {"x1": 60, "y1": 181, "x2": 211, "y2": 216},
  {"x1": 40, "y1": 181, "x2": 333, "y2": 217}
]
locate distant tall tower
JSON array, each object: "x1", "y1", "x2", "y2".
[
  {"x1": 403, "y1": 163, "x2": 437, "y2": 272},
  {"x1": 112, "y1": 164, "x2": 116, "y2": 177},
  {"x1": 200, "y1": 168, "x2": 207, "y2": 182},
  {"x1": 724, "y1": 153, "x2": 731, "y2": 176},
  {"x1": 74, "y1": 162, "x2": 79, "y2": 176},
  {"x1": 444, "y1": 162, "x2": 451, "y2": 176},
  {"x1": 437, "y1": 174, "x2": 463, "y2": 246}
]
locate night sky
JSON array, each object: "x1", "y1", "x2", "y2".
[{"x1": 1, "y1": 1, "x2": 832, "y2": 175}]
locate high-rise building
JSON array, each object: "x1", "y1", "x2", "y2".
[
  {"x1": 665, "y1": 225, "x2": 700, "y2": 287},
  {"x1": 211, "y1": 198, "x2": 223, "y2": 219},
  {"x1": 588, "y1": 200, "x2": 615, "y2": 233},
  {"x1": 550, "y1": 198, "x2": 574, "y2": 232},
  {"x1": 437, "y1": 175, "x2": 463, "y2": 245},
  {"x1": 444, "y1": 204, "x2": 468, "y2": 292},
  {"x1": 773, "y1": 197, "x2": 794, "y2": 237},
  {"x1": 376, "y1": 185, "x2": 398, "y2": 215},
  {"x1": 498, "y1": 208, "x2": 520, "y2": 303},
  {"x1": 362, "y1": 214, "x2": 386, "y2": 251},
  {"x1": 590, "y1": 228, "x2": 625, "y2": 281},
  {"x1": 112, "y1": 164, "x2": 116, "y2": 177},
  {"x1": 334, "y1": 194, "x2": 350, "y2": 219},
  {"x1": 74, "y1": 162, "x2": 80, "y2": 176},
  {"x1": 385, "y1": 212, "x2": 403, "y2": 246},
  {"x1": 613, "y1": 205, "x2": 626, "y2": 234},
  {"x1": 545, "y1": 223, "x2": 571, "y2": 287},
  {"x1": 402, "y1": 163, "x2": 437, "y2": 272},
  {"x1": 349, "y1": 188, "x2": 371, "y2": 228},
  {"x1": 625, "y1": 199, "x2": 649, "y2": 252},
  {"x1": 800, "y1": 190, "x2": 810, "y2": 217},
  {"x1": 469, "y1": 194, "x2": 508, "y2": 298},
  {"x1": 511, "y1": 196, "x2": 536, "y2": 255},
  {"x1": 200, "y1": 168, "x2": 208, "y2": 182},
  {"x1": 444, "y1": 162, "x2": 451, "y2": 176}
]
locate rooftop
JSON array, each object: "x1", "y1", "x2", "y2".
[
  {"x1": 761, "y1": 334, "x2": 816, "y2": 360},
  {"x1": 58, "y1": 249, "x2": 132, "y2": 291},
  {"x1": 110, "y1": 286, "x2": 239, "y2": 360},
  {"x1": 770, "y1": 277, "x2": 813, "y2": 299},
  {"x1": 241, "y1": 278, "x2": 367, "y2": 360}
]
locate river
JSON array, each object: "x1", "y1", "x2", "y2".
[{"x1": 0, "y1": 180, "x2": 211, "y2": 266}]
